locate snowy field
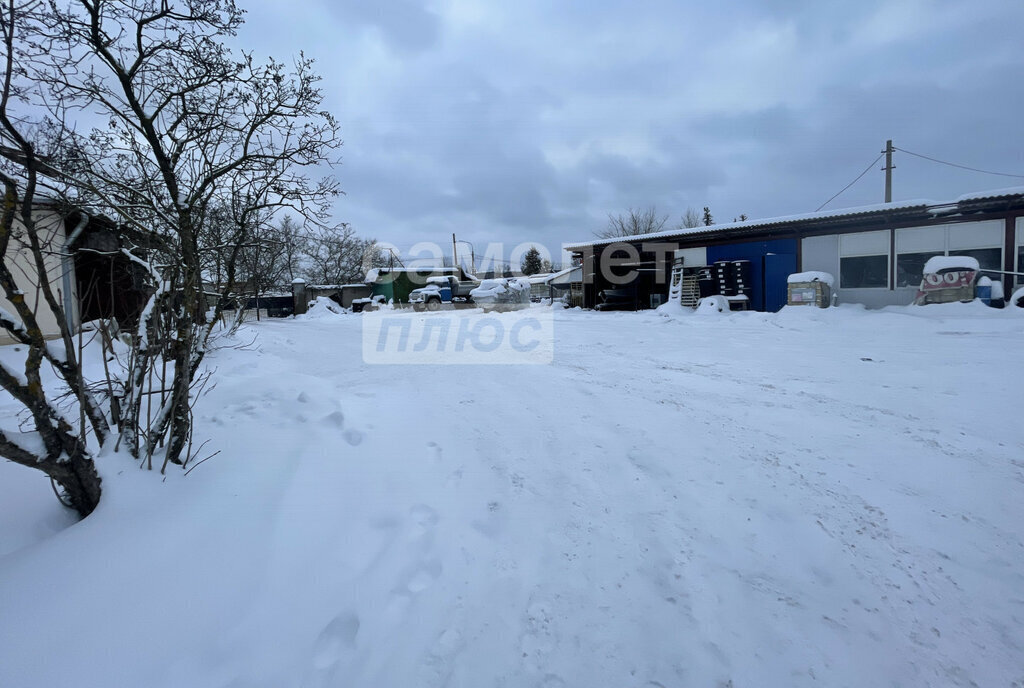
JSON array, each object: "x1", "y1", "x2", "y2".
[{"x1": 2, "y1": 302, "x2": 1024, "y2": 687}]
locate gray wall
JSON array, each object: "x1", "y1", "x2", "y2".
[{"x1": 800, "y1": 234, "x2": 911, "y2": 309}]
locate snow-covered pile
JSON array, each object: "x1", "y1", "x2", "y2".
[
  {"x1": 695, "y1": 294, "x2": 728, "y2": 314},
  {"x1": 297, "y1": 296, "x2": 346, "y2": 319},
  {"x1": 923, "y1": 255, "x2": 980, "y2": 273},
  {"x1": 787, "y1": 270, "x2": 835, "y2": 286},
  {"x1": 2, "y1": 304, "x2": 1024, "y2": 687}
]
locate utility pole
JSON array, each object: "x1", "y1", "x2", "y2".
[
  {"x1": 452, "y1": 233, "x2": 458, "y2": 270},
  {"x1": 882, "y1": 139, "x2": 894, "y2": 203}
]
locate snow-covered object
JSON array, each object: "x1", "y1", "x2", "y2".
[
  {"x1": 695, "y1": 294, "x2": 728, "y2": 314},
  {"x1": 365, "y1": 268, "x2": 381, "y2": 283},
  {"x1": 990, "y1": 280, "x2": 1004, "y2": 301},
  {"x1": 297, "y1": 297, "x2": 345, "y2": 319},
  {"x1": 787, "y1": 271, "x2": 834, "y2": 287},
  {"x1": 915, "y1": 256, "x2": 982, "y2": 306},
  {"x1": 469, "y1": 278, "x2": 530, "y2": 310},
  {"x1": 923, "y1": 255, "x2": 980, "y2": 274},
  {"x1": 1011, "y1": 287, "x2": 1024, "y2": 308}
]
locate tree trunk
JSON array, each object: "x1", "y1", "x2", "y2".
[{"x1": 47, "y1": 451, "x2": 102, "y2": 518}]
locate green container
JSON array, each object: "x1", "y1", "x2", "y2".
[{"x1": 369, "y1": 268, "x2": 462, "y2": 306}]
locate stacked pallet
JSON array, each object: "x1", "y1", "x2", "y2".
[{"x1": 680, "y1": 273, "x2": 700, "y2": 307}]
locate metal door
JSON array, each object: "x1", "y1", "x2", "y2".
[{"x1": 764, "y1": 253, "x2": 797, "y2": 312}]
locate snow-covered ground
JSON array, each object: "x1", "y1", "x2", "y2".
[{"x1": 2, "y1": 303, "x2": 1023, "y2": 687}]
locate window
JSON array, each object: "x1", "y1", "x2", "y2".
[
  {"x1": 895, "y1": 226, "x2": 943, "y2": 288},
  {"x1": 841, "y1": 255, "x2": 889, "y2": 288},
  {"x1": 839, "y1": 230, "x2": 889, "y2": 289},
  {"x1": 949, "y1": 248, "x2": 1001, "y2": 273},
  {"x1": 896, "y1": 221, "x2": 1003, "y2": 289},
  {"x1": 896, "y1": 251, "x2": 944, "y2": 287},
  {"x1": 1017, "y1": 219, "x2": 1024, "y2": 288}
]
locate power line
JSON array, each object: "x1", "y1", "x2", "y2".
[
  {"x1": 816, "y1": 153, "x2": 885, "y2": 211},
  {"x1": 894, "y1": 147, "x2": 1024, "y2": 179}
]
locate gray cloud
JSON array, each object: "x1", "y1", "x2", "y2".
[
  {"x1": 237, "y1": 0, "x2": 1024, "y2": 256},
  {"x1": 326, "y1": 0, "x2": 441, "y2": 53}
]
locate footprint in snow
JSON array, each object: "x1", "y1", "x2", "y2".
[
  {"x1": 321, "y1": 410, "x2": 345, "y2": 428},
  {"x1": 427, "y1": 441, "x2": 443, "y2": 462},
  {"x1": 404, "y1": 559, "x2": 442, "y2": 593},
  {"x1": 409, "y1": 504, "x2": 439, "y2": 529},
  {"x1": 311, "y1": 612, "x2": 359, "y2": 671}
]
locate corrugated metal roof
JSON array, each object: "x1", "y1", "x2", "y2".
[
  {"x1": 955, "y1": 186, "x2": 1024, "y2": 203},
  {"x1": 564, "y1": 187, "x2": 1024, "y2": 251}
]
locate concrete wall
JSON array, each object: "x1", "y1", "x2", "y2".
[{"x1": 1, "y1": 210, "x2": 72, "y2": 344}]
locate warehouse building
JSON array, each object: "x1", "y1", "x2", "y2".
[{"x1": 565, "y1": 187, "x2": 1024, "y2": 311}]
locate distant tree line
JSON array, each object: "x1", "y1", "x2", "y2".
[{"x1": 595, "y1": 205, "x2": 749, "y2": 238}]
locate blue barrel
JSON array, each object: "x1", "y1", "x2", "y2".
[{"x1": 976, "y1": 283, "x2": 991, "y2": 305}]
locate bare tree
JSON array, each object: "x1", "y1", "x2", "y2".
[
  {"x1": 595, "y1": 206, "x2": 669, "y2": 239},
  {"x1": 679, "y1": 207, "x2": 702, "y2": 229},
  {"x1": 276, "y1": 215, "x2": 307, "y2": 285},
  {"x1": 302, "y1": 224, "x2": 378, "y2": 285},
  {"x1": 0, "y1": 1, "x2": 113, "y2": 515},
  {"x1": 0, "y1": 0, "x2": 342, "y2": 511}
]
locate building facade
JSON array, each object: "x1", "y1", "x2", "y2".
[{"x1": 566, "y1": 188, "x2": 1024, "y2": 311}]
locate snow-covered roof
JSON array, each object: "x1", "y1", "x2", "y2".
[
  {"x1": 307, "y1": 284, "x2": 369, "y2": 290},
  {"x1": 954, "y1": 186, "x2": 1024, "y2": 203},
  {"x1": 366, "y1": 266, "x2": 460, "y2": 282},
  {"x1": 564, "y1": 187, "x2": 1024, "y2": 251},
  {"x1": 549, "y1": 266, "x2": 583, "y2": 284}
]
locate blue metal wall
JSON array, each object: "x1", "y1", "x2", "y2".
[{"x1": 706, "y1": 238, "x2": 798, "y2": 311}]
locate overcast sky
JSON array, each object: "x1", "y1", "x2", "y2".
[{"x1": 238, "y1": 0, "x2": 1024, "y2": 260}]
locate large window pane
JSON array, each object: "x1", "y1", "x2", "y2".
[
  {"x1": 896, "y1": 251, "x2": 944, "y2": 288},
  {"x1": 840, "y1": 255, "x2": 888, "y2": 289},
  {"x1": 1017, "y1": 246, "x2": 1024, "y2": 287},
  {"x1": 949, "y1": 248, "x2": 1001, "y2": 273}
]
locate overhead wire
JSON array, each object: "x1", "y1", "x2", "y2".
[
  {"x1": 816, "y1": 153, "x2": 885, "y2": 211},
  {"x1": 893, "y1": 146, "x2": 1024, "y2": 179}
]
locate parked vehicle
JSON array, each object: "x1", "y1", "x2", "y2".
[
  {"x1": 469, "y1": 278, "x2": 531, "y2": 312},
  {"x1": 365, "y1": 267, "x2": 470, "y2": 306},
  {"x1": 351, "y1": 295, "x2": 388, "y2": 313},
  {"x1": 409, "y1": 275, "x2": 479, "y2": 311}
]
